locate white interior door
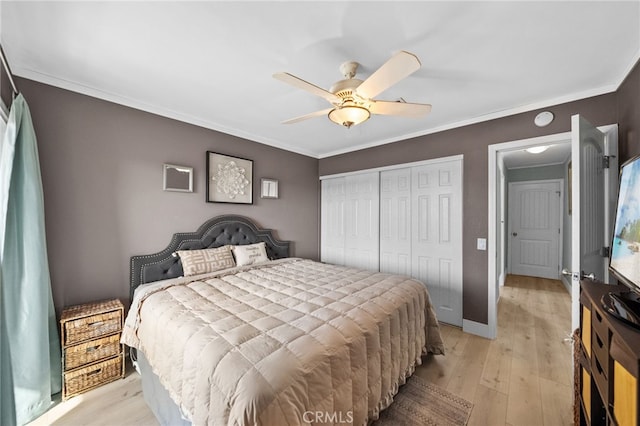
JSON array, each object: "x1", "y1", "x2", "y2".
[
  {"x1": 380, "y1": 168, "x2": 412, "y2": 276},
  {"x1": 344, "y1": 172, "x2": 379, "y2": 270},
  {"x1": 509, "y1": 180, "x2": 562, "y2": 280},
  {"x1": 570, "y1": 115, "x2": 613, "y2": 330},
  {"x1": 411, "y1": 160, "x2": 463, "y2": 326}
]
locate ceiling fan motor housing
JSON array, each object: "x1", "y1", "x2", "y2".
[{"x1": 330, "y1": 78, "x2": 365, "y2": 103}]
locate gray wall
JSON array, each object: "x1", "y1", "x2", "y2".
[
  {"x1": 619, "y1": 59, "x2": 640, "y2": 163},
  {"x1": 17, "y1": 77, "x2": 320, "y2": 311},
  {"x1": 506, "y1": 164, "x2": 566, "y2": 182},
  {"x1": 319, "y1": 93, "x2": 618, "y2": 325}
]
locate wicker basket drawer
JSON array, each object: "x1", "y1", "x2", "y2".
[
  {"x1": 63, "y1": 309, "x2": 122, "y2": 346},
  {"x1": 64, "y1": 334, "x2": 122, "y2": 370},
  {"x1": 63, "y1": 354, "x2": 124, "y2": 399}
]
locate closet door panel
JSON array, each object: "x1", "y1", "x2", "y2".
[
  {"x1": 321, "y1": 177, "x2": 346, "y2": 265},
  {"x1": 380, "y1": 168, "x2": 411, "y2": 275},
  {"x1": 344, "y1": 172, "x2": 379, "y2": 271},
  {"x1": 411, "y1": 160, "x2": 463, "y2": 326}
]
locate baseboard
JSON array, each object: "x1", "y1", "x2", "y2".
[
  {"x1": 499, "y1": 270, "x2": 506, "y2": 287},
  {"x1": 497, "y1": 271, "x2": 506, "y2": 302},
  {"x1": 561, "y1": 275, "x2": 572, "y2": 294},
  {"x1": 462, "y1": 319, "x2": 495, "y2": 339}
]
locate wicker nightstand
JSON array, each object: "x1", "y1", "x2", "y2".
[{"x1": 60, "y1": 299, "x2": 125, "y2": 400}]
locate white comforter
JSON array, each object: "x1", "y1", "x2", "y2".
[{"x1": 121, "y1": 258, "x2": 444, "y2": 426}]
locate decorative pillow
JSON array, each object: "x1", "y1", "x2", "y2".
[
  {"x1": 176, "y1": 246, "x2": 235, "y2": 276},
  {"x1": 231, "y1": 242, "x2": 269, "y2": 266}
]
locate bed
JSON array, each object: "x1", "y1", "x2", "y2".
[{"x1": 121, "y1": 215, "x2": 444, "y2": 425}]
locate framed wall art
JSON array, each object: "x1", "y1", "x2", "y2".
[
  {"x1": 206, "y1": 151, "x2": 253, "y2": 204},
  {"x1": 163, "y1": 164, "x2": 193, "y2": 192},
  {"x1": 261, "y1": 178, "x2": 279, "y2": 199}
]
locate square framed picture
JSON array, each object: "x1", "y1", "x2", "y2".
[
  {"x1": 206, "y1": 151, "x2": 253, "y2": 204},
  {"x1": 163, "y1": 164, "x2": 193, "y2": 192},
  {"x1": 261, "y1": 178, "x2": 279, "y2": 199}
]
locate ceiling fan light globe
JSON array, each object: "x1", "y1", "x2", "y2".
[{"x1": 328, "y1": 105, "x2": 370, "y2": 128}]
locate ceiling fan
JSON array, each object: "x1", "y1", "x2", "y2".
[{"x1": 273, "y1": 51, "x2": 432, "y2": 129}]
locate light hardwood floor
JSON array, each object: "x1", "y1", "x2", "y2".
[
  {"x1": 415, "y1": 274, "x2": 573, "y2": 426},
  {"x1": 30, "y1": 274, "x2": 572, "y2": 426}
]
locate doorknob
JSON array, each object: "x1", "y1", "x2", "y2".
[
  {"x1": 512, "y1": 232, "x2": 517, "y2": 236},
  {"x1": 562, "y1": 269, "x2": 596, "y2": 280}
]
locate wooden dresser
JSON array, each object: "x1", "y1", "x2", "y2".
[
  {"x1": 578, "y1": 280, "x2": 640, "y2": 425},
  {"x1": 60, "y1": 299, "x2": 125, "y2": 400}
]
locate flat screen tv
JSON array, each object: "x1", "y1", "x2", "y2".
[{"x1": 607, "y1": 154, "x2": 640, "y2": 329}]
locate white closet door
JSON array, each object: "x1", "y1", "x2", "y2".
[
  {"x1": 380, "y1": 168, "x2": 412, "y2": 275},
  {"x1": 411, "y1": 160, "x2": 463, "y2": 326},
  {"x1": 321, "y1": 177, "x2": 346, "y2": 265},
  {"x1": 344, "y1": 172, "x2": 380, "y2": 270}
]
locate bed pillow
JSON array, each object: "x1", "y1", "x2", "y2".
[
  {"x1": 231, "y1": 242, "x2": 269, "y2": 266},
  {"x1": 176, "y1": 246, "x2": 236, "y2": 276}
]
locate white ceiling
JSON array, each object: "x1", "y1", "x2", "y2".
[{"x1": 2, "y1": 2, "x2": 639, "y2": 159}]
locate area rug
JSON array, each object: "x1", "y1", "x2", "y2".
[{"x1": 373, "y1": 375, "x2": 474, "y2": 426}]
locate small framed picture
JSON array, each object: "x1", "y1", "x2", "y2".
[
  {"x1": 163, "y1": 164, "x2": 193, "y2": 192},
  {"x1": 261, "y1": 178, "x2": 279, "y2": 199},
  {"x1": 206, "y1": 151, "x2": 253, "y2": 204}
]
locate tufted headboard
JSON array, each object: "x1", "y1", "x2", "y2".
[{"x1": 129, "y1": 215, "x2": 290, "y2": 300}]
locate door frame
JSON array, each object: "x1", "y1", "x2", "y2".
[
  {"x1": 486, "y1": 125, "x2": 617, "y2": 339},
  {"x1": 507, "y1": 179, "x2": 564, "y2": 278}
]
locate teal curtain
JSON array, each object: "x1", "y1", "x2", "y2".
[
  {"x1": 1, "y1": 270, "x2": 16, "y2": 426},
  {"x1": 0, "y1": 94, "x2": 61, "y2": 425}
]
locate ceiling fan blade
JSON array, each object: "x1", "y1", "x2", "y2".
[
  {"x1": 369, "y1": 100, "x2": 432, "y2": 117},
  {"x1": 281, "y1": 108, "x2": 333, "y2": 124},
  {"x1": 356, "y1": 51, "x2": 421, "y2": 99},
  {"x1": 273, "y1": 72, "x2": 340, "y2": 104}
]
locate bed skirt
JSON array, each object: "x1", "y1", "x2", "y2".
[{"x1": 137, "y1": 350, "x2": 191, "y2": 426}]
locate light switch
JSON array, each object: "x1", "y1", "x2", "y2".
[{"x1": 477, "y1": 238, "x2": 487, "y2": 251}]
